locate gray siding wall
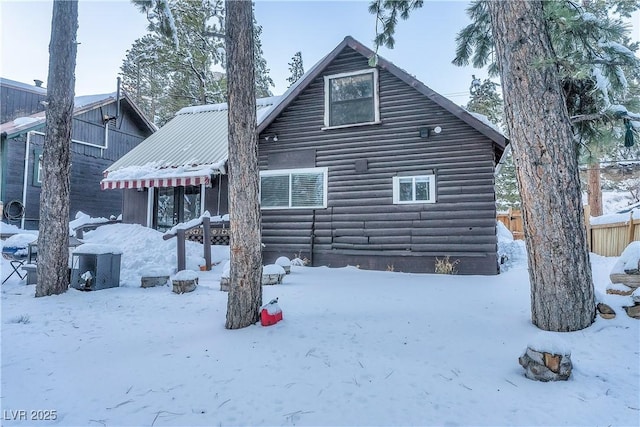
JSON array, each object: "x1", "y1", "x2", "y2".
[
  {"x1": 70, "y1": 102, "x2": 149, "y2": 160},
  {"x1": 258, "y1": 48, "x2": 499, "y2": 274},
  {"x1": 122, "y1": 189, "x2": 148, "y2": 225},
  {"x1": 1, "y1": 101, "x2": 152, "y2": 229},
  {"x1": 1, "y1": 85, "x2": 46, "y2": 123},
  {"x1": 121, "y1": 175, "x2": 229, "y2": 228},
  {"x1": 208, "y1": 174, "x2": 229, "y2": 217}
]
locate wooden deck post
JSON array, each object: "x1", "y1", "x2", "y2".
[
  {"x1": 177, "y1": 228, "x2": 186, "y2": 271},
  {"x1": 203, "y1": 216, "x2": 211, "y2": 270}
]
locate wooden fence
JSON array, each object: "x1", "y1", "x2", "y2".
[
  {"x1": 497, "y1": 208, "x2": 524, "y2": 240},
  {"x1": 497, "y1": 206, "x2": 639, "y2": 257},
  {"x1": 585, "y1": 206, "x2": 640, "y2": 257}
]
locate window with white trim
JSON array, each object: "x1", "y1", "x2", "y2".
[
  {"x1": 260, "y1": 167, "x2": 328, "y2": 209},
  {"x1": 392, "y1": 175, "x2": 436, "y2": 204},
  {"x1": 32, "y1": 149, "x2": 43, "y2": 186},
  {"x1": 324, "y1": 69, "x2": 379, "y2": 128}
]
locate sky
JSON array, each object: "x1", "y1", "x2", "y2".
[
  {"x1": 1, "y1": 211, "x2": 639, "y2": 426},
  {"x1": 0, "y1": 1, "x2": 560, "y2": 106},
  {"x1": 0, "y1": 0, "x2": 492, "y2": 105}
]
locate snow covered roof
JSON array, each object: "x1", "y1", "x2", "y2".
[
  {"x1": 100, "y1": 163, "x2": 220, "y2": 190},
  {"x1": 0, "y1": 110, "x2": 47, "y2": 137},
  {"x1": 257, "y1": 36, "x2": 509, "y2": 153},
  {"x1": 102, "y1": 97, "x2": 280, "y2": 182},
  {"x1": 0, "y1": 77, "x2": 47, "y2": 95}
]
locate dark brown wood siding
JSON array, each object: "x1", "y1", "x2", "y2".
[
  {"x1": 258, "y1": 48, "x2": 499, "y2": 274},
  {"x1": 1, "y1": 99, "x2": 153, "y2": 229}
]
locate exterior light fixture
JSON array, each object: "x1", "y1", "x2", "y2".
[{"x1": 419, "y1": 126, "x2": 443, "y2": 138}]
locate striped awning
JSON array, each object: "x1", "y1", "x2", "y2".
[{"x1": 101, "y1": 174, "x2": 210, "y2": 190}]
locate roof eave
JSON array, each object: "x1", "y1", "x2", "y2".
[
  {"x1": 346, "y1": 37, "x2": 508, "y2": 150},
  {"x1": 257, "y1": 37, "x2": 352, "y2": 133},
  {"x1": 120, "y1": 93, "x2": 157, "y2": 133},
  {"x1": 0, "y1": 93, "x2": 157, "y2": 138},
  {"x1": 257, "y1": 36, "x2": 509, "y2": 150},
  {"x1": 1, "y1": 120, "x2": 47, "y2": 139}
]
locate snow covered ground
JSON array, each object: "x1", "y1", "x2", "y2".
[
  {"x1": 597, "y1": 190, "x2": 639, "y2": 215},
  {"x1": 1, "y1": 222, "x2": 639, "y2": 426}
]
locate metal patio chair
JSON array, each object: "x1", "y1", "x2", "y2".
[{"x1": 2, "y1": 247, "x2": 28, "y2": 284}]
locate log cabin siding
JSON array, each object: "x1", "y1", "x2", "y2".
[{"x1": 259, "y1": 48, "x2": 499, "y2": 274}]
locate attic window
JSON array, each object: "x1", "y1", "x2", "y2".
[{"x1": 324, "y1": 69, "x2": 379, "y2": 128}]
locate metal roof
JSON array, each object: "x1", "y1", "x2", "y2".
[
  {"x1": 104, "y1": 98, "x2": 279, "y2": 175},
  {"x1": 104, "y1": 36, "x2": 509, "y2": 180}
]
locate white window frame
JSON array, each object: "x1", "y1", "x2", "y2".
[
  {"x1": 392, "y1": 175, "x2": 436, "y2": 204},
  {"x1": 32, "y1": 150, "x2": 43, "y2": 186},
  {"x1": 36, "y1": 155, "x2": 43, "y2": 183},
  {"x1": 260, "y1": 167, "x2": 328, "y2": 210},
  {"x1": 323, "y1": 68, "x2": 380, "y2": 129}
]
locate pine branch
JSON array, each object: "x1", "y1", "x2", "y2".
[{"x1": 205, "y1": 31, "x2": 226, "y2": 39}]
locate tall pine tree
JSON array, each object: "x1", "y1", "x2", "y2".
[
  {"x1": 453, "y1": 0, "x2": 640, "y2": 215},
  {"x1": 124, "y1": 0, "x2": 274, "y2": 123},
  {"x1": 487, "y1": 0, "x2": 595, "y2": 331},
  {"x1": 225, "y1": 0, "x2": 262, "y2": 329},
  {"x1": 36, "y1": 0, "x2": 78, "y2": 297},
  {"x1": 466, "y1": 75, "x2": 503, "y2": 127},
  {"x1": 463, "y1": 75, "x2": 521, "y2": 211},
  {"x1": 120, "y1": 34, "x2": 167, "y2": 123},
  {"x1": 129, "y1": 0, "x2": 226, "y2": 124},
  {"x1": 286, "y1": 51, "x2": 304, "y2": 87},
  {"x1": 253, "y1": 22, "x2": 275, "y2": 97},
  {"x1": 370, "y1": 0, "x2": 605, "y2": 331}
]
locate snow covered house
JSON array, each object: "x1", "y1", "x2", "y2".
[
  {"x1": 0, "y1": 77, "x2": 155, "y2": 229},
  {"x1": 257, "y1": 36, "x2": 507, "y2": 274},
  {"x1": 102, "y1": 36, "x2": 507, "y2": 274}
]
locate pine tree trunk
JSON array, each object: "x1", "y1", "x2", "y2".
[
  {"x1": 35, "y1": 1, "x2": 78, "y2": 297},
  {"x1": 488, "y1": 1, "x2": 595, "y2": 331},
  {"x1": 587, "y1": 162, "x2": 602, "y2": 217},
  {"x1": 225, "y1": 0, "x2": 262, "y2": 329}
]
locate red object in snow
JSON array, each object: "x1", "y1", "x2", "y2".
[{"x1": 261, "y1": 300, "x2": 283, "y2": 326}]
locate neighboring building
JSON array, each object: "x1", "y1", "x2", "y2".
[
  {"x1": 0, "y1": 78, "x2": 156, "y2": 229},
  {"x1": 103, "y1": 36, "x2": 508, "y2": 274}
]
